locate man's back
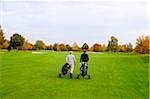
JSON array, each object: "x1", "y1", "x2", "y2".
[
  {"x1": 80, "y1": 53, "x2": 89, "y2": 62},
  {"x1": 66, "y1": 54, "x2": 76, "y2": 63}
]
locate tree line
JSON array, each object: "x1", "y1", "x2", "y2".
[{"x1": 0, "y1": 25, "x2": 149, "y2": 54}]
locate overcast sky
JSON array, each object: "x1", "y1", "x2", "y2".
[{"x1": 0, "y1": 0, "x2": 148, "y2": 47}]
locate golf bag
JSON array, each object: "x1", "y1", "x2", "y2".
[
  {"x1": 77, "y1": 62, "x2": 90, "y2": 79},
  {"x1": 59, "y1": 63, "x2": 70, "y2": 78}
]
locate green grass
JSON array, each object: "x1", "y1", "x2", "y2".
[{"x1": 0, "y1": 50, "x2": 149, "y2": 99}]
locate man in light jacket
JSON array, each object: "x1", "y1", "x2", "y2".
[{"x1": 66, "y1": 51, "x2": 76, "y2": 78}]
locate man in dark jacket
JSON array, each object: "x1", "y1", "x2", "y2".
[
  {"x1": 80, "y1": 50, "x2": 89, "y2": 63},
  {"x1": 79, "y1": 50, "x2": 89, "y2": 77}
]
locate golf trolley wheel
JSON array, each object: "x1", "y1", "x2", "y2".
[
  {"x1": 88, "y1": 75, "x2": 90, "y2": 79},
  {"x1": 77, "y1": 74, "x2": 80, "y2": 79},
  {"x1": 59, "y1": 73, "x2": 61, "y2": 78}
]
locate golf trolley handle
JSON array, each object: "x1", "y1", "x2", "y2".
[{"x1": 81, "y1": 62, "x2": 87, "y2": 64}]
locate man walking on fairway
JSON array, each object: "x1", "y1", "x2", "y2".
[
  {"x1": 66, "y1": 51, "x2": 76, "y2": 78},
  {"x1": 80, "y1": 49, "x2": 89, "y2": 72},
  {"x1": 76, "y1": 50, "x2": 90, "y2": 79},
  {"x1": 80, "y1": 50, "x2": 89, "y2": 66}
]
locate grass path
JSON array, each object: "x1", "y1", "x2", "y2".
[{"x1": 0, "y1": 50, "x2": 149, "y2": 99}]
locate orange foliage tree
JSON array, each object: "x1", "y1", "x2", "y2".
[
  {"x1": 21, "y1": 41, "x2": 33, "y2": 50},
  {"x1": 93, "y1": 43, "x2": 102, "y2": 52},
  {"x1": 135, "y1": 36, "x2": 150, "y2": 54}
]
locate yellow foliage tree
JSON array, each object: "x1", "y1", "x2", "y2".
[
  {"x1": 135, "y1": 36, "x2": 150, "y2": 54},
  {"x1": 2, "y1": 40, "x2": 9, "y2": 49},
  {"x1": 72, "y1": 42, "x2": 79, "y2": 51},
  {"x1": 117, "y1": 45, "x2": 126, "y2": 52},
  {"x1": 59, "y1": 43, "x2": 67, "y2": 51},
  {"x1": 101, "y1": 44, "x2": 107, "y2": 52}
]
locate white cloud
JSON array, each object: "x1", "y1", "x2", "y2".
[
  {"x1": 1, "y1": 0, "x2": 148, "y2": 1},
  {"x1": 0, "y1": 11, "x2": 14, "y2": 17},
  {"x1": 0, "y1": 1, "x2": 148, "y2": 46}
]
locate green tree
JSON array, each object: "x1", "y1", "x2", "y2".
[
  {"x1": 126, "y1": 43, "x2": 133, "y2": 52},
  {"x1": 108, "y1": 36, "x2": 118, "y2": 52},
  {"x1": 46, "y1": 44, "x2": 53, "y2": 50},
  {"x1": 53, "y1": 43, "x2": 60, "y2": 51},
  {"x1": 49, "y1": 44, "x2": 53, "y2": 50},
  {"x1": 82, "y1": 43, "x2": 89, "y2": 50},
  {"x1": 34, "y1": 40, "x2": 46, "y2": 50},
  {"x1": 66, "y1": 44, "x2": 72, "y2": 51},
  {"x1": 9, "y1": 33, "x2": 25, "y2": 50}
]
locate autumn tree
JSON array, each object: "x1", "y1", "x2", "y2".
[
  {"x1": 2, "y1": 40, "x2": 9, "y2": 49},
  {"x1": 59, "y1": 43, "x2": 67, "y2": 51},
  {"x1": 93, "y1": 43, "x2": 102, "y2": 52},
  {"x1": 0, "y1": 25, "x2": 6, "y2": 49},
  {"x1": 72, "y1": 42, "x2": 79, "y2": 51},
  {"x1": 108, "y1": 36, "x2": 118, "y2": 52},
  {"x1": 101, "y1": 44, "x2": 107, "y2": 52},
  {"x1": 34, "y1": 40, "x2": 46, "y2": 50},
  {"x1": 27, "y1": 43, "x2": 33, "y2": 50},
  {"x1": 9, "y1": 33, "x2": 25, "y2": 50},
  {"x1": 117, "y1": 45, "x2": 126, "y2": 52},
  {"x1": 21, "y1": 41, "x2": 33, "y2": 50},
  {"x1": 88, "y1": 46, "x2": 94, "y2": 51},
  {"x1": 143, "y1": 36, "x2": 150, "y2": 54},
  {"x1": 135, "y1": 36, "x2": 144, "y2": 53},
  {"x1": 135, "y1": 36, "x2": 150, "y2": 54}
]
